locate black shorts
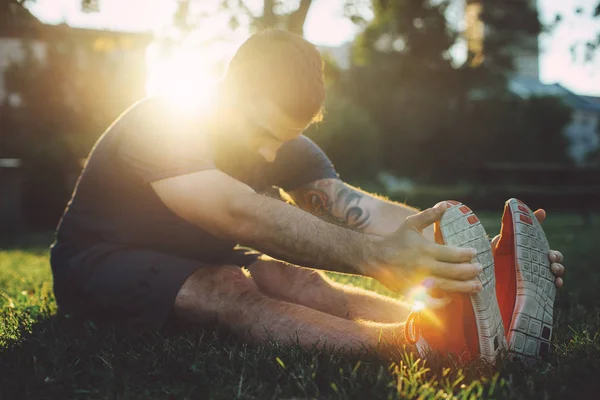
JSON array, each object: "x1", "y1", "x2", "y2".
[{"x1": 51, "y1": 243, "x2": 261, "y2": 330}]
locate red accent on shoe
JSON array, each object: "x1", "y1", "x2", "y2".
[
  {"x1": 459, "y1": 206, "x2": 471, "y2": 214},
  {"x1": 421, "y1": 220, "x2": 481, "y2": 361},
  {"x1": 520, "y1": 215, "x2": 533, "y2": 225},
  {"x1": 467, "y1": 215, "x2": 479, "y2": 225},
  {"x1": 494, "y1": 203, "x2": 517, "y2": 334},
  {"x1": 415, "y1": 294, "x2": 478, "y2": 361}
]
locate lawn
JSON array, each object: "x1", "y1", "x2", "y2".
[{"x1": 1, "y1": 211, "x2": 599, "y2": 399}]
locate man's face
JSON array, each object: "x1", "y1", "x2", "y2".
[{"x1": 236, "y1": 98, "x2": 312, "y2": 162}]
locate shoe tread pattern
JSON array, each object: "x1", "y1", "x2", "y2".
[
  {"x1": 506, "y1": 199, "x2": 554, "y2": 362},
  {"x1": 439, "y1": 202, "x2": 507, "y2": 362}
]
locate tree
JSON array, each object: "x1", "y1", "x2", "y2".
[
  {"x1": 476, "y1": 0, "x2": 542, "y2": 75},
  {"x1": 82, "y1": 0, "x2": 316, "y2": 37},
  {"x1": 254, "y1": 0, "x2": 313, "y2": 35},
  {"x1": 338, "y1": 0, "x2": 570, "y2": 183},
  {"x1": 340, "y1": 0, "x2": 470, "y2": 179},
  {"x1": 304, "y1": 86, "x2": 383, "y2": 183},
  {"x1": 0, "y1": 0, "x2": 29, "y2": 20},
  {"x1": 175, "y1": 0, "x2": 316, "y2": 36}
]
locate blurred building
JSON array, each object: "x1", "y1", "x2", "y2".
[
  {"x1": 463, "y1": 0, "x2": 599, "y2": 165},
  {"x1": 0, "y1": 9, "x2": 153, "y2": 111},
  {"x1": 0, "y1": 4, "x2": 153, "y2": 234},
  {"x1": 509, "y1": 77, "x2": 600, "y2": 165}
]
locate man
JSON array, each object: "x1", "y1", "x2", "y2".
[{"x1": 50, "y1": 30, "x2": 565, "y2": 360}]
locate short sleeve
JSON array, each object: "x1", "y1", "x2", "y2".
[
  {"x1": 116, "y1": 98, "x2": 215, "y2": 183},
  {"x1": 266, "y1": 135, "x2": 339, "y2": 191}
]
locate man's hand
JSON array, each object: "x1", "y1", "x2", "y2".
[
  {"x1": 491, "y1": 208, "x2": 565, "y2": 288},
  {"x1": 362, "y1": 202, "x2": 482, "y2": 294}
]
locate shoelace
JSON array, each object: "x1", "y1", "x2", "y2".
[{"x1": 404, "y1": 310, "x2": 421, "y2": 345}]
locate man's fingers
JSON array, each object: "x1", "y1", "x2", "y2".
[
  {"x1": 550, "y1": 262, "x2": 564, "y2": 277},
  {"x1": 423, "y1": 277, "x2": 482, "y2": 294},
  {"x1": 425, "y1": 242, "x2": 477, "y2": 263},
  {"x1": 549, "y1": 250, "x2": 563, "y2": 263},
  {"x1": 534, "y1": 209, "x2": 546, "y2": 224},
  {"x1": 555, "y1": 277, "x2": 564, "y2": 288},
  {"x1": 427, "y1": 260, "x2": 482, "y2": 280},
  {"x1": 406, "y1": 202, "x2": 447, "y2": 231}
]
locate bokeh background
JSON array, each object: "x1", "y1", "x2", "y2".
[{"x1": 0, "y1": 0, "x2": 599, "y2": 234}]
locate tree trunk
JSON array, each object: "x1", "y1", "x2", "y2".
[
  {"x1": 287, "y1": 0, "x2": 312, "y2": 36},
  {"x1": 262, "y1": 0, "x2": 277, "y2": 29}
]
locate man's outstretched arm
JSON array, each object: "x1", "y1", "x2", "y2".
[
  {"x1": 151, "y1": 169, "x2": 480, "y2": 293},
  {"x1": 288, "y1": 178, "x2": 433, "y2": 240}
]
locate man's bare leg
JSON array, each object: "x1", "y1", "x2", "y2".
[
  {"x1": 174, "y1": 265, "x2": 406, "y2": 357},
  {"x1": 247, "y1": 259, "x2": 413, "y2": 323}
]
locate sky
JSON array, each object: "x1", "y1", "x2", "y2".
[{"x1": 26, "y1": 0, "x2": 600, "y2": 96}]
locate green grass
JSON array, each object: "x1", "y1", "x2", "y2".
[{"x1": 1, "y1": 212, "x2": 599, "y2": 399}]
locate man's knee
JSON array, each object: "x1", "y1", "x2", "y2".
[
  {"x1": 248, "y1": 259, "x2": 332, "y2": 298},
  {"x1": 174, "y1": 264, "x2": 258, "y2": 324}
]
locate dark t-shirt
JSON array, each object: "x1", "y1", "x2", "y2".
[{"x1": 51, "y1": 97, "x2": 338, "y2": 271}]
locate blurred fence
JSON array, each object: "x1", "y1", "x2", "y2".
[
  {"x1": 0, "y1": 158, "x2": 24, "y2": 235},
  {"x1": 384, "y1": 163, "x2": 600, "y2": 221},
  {"x1": 477, "y1": 163, "x2": 600, "y2": 210}
]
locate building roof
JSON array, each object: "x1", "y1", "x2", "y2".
[
  {"x1": 508, "y1": 76, "x2": 568, "y2": 98},
  {"x1": 581, "y1": 95, "x2": 600, "y2": 105},
  {"x1": 561, "y1": 91, "x2": 600, "y2": 111},
  {"x1": 508, "y1": 76, "x2": 600, "y2": 112}
]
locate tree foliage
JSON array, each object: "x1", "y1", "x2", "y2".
[
  {"x1": 337, "y1": 0, "x2": 571, "y2": 183},
  {"x1": 170, "y1": 0, "x2": 315, "y2": 36},
  {"x1": 305, "y1": 86, "x2": 383, "y2": 182}
]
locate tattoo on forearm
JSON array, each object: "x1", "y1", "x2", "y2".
[{"x1": 299, "y1": 181, "x2": 372, "y2": 231}]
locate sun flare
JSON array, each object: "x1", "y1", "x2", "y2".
[
  {"x1": 145, "y1": 43, "x2": 224, "y2": 109},
  {"x1": 408, "y1": 285, "x2": 429, "y2": 309},
  {"x1": 412, "y1": 300, "x2": 426, "y2": 312}
]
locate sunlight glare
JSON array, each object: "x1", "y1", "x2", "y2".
[
  {"x1": 412, "y1": 300, "x2": 426, "y2": 312},
  {"x1": 145, "y1": 44, "x2": 221, "y2": 110},
  {"x1": 408, "y1": 285, "x2": 429, "y2": 310}
]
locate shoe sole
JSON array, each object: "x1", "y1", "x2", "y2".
[
  {"x1": 505, "y1": 198, "x2": 555, "y2": 362},
  {"x1": 436, "y1": 201, "x2": 507, "y2": 362}
]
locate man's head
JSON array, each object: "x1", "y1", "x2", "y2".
[{"x1": 221, "y1": 29, "x2": 325, "y2": 162}]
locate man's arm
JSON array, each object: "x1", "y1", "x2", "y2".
[
  {"x1": 152, "y1": 170, "x2": 378, "y2": 274},
  {"x1": 151, "y1": 170, "x2": 479, "y2": 293},
  {"x1": 288, "y1": 178, "x2": 434, "y2": 240}
]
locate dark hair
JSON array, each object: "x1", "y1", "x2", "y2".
[{"x1": 224, "y1": 29, "x2": 325, "y2": 123}]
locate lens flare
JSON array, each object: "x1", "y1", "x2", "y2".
[
  {"x1": 412, "y1": 300, "x2": 426, "y2": 312},
  {"x1": 145, "y1": 43, "x2": 220, "y2": 110},
  {"x1": 408, "y1": 285, "x2": 429, "y2": 310}
]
